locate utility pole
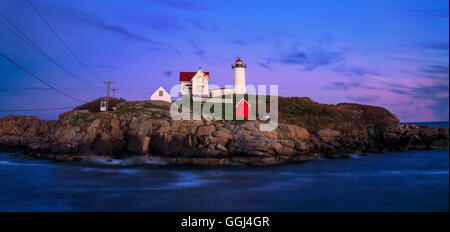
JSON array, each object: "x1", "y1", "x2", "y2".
[
  {"x1": 112, "y1": 88, "x2": 118, "y2": 98},
  {"x1": 104, "y1": 81, "x2": 115, "y2": 111}
]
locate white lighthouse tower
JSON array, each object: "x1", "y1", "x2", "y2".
[{"x1": 232, "y1": 58, "x2": 247, "y2": 94}]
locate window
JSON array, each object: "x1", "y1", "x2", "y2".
[
  {"x1": 197, "y1": 86, "x2": 204, "y2": 93},
  {"x1": 159, "y1": 91, "x2": 163, "y2": 96}
]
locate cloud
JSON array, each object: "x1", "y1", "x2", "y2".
[
  {"x1": 258, "y1": 59, "x2": 273, "y2": 71},
  {"x1": 164, "y1": 71, "x2": 172, "y2": 77},
  {"x1": 316, "y1": 33, "x2": 334, "y2": 45},
  {"x1": 148, "y1": 0, "x2": 200, "y2": 11},
  {"x1": 325, "y1": 82, "x2": 362, "y2": 91},
  {"x1": 0, "y1": 87, "x2": 51, "y2": 94},
  {"x1": 419, "y1": 42, "x2": 449, "y2": 51},
  {"x1": 405, "y1": 9, "x2": 449, "y2": 18},
  {"x1": 226, "y1": 30, "x2": 292, "y2": 48},
  {"x1": 369, "y1": 73, "x2": 448, "y2": 121},
  {"x1": 419, "y1": 64, "x2": 449, "y2": 75},
  {"x1": 163, "y1": 45, "x2": 181, "y2": 54},
  {"x1": 126, "y1": 10, "x2": 218, "y2": 33},
  {"x1": 87, "y1": 64, "x2": 119, "y2": 69},
  {"x1": 411, "y1": 83, "x2": 449, "y2": 97},
  {"x1": 333, "y1": 64, "x2": 378, "y2": 77},
  {"x1": 327, "y1": 70, "x2": 449, "y2": 121},
  {"x1": 124, "y1": 4, "x2": 219, "y2": 35},
  {"x1": 125, "y1": 14, "x2": 182, "y2": 33},
  {"x1": 52, "y1": 6, "x2": 181, "y2": 54},
  {"x1": 188, "y1": 18, "x2": 209, "y2": 31},
  {"x1": 401, "y1": 83, "x2": 449, "y2": 119},
  {"x1": 233, "y1": 39, "x2": 248, "y2": 46},
  {"x1": 402, "y1": 62, "x2": 450, "y2": 82},
  {"x1": 279, "y1": 48, "x2": 345, "y2": 70},
  {"x1": 390, "y1": 56, "x2": 449, "y2": 81},
  {"x1": 345, "y1": 95, "x2": 379, "y2": 103},
  {"x1": 0, "y1": 87, "x2": 84, "y2": 96},
  {"x1": 190, "y1": 40, "x2": 206, "y2": 59},
  {"x1": 74, "y1": 15, "x2": 158, "y2": 44},
  {"x1": 394, "y1": 42, "x2": 449, "y2": 52},
  {"x1": 186, "y1": 18, "x2": 219, "y2": 32}
]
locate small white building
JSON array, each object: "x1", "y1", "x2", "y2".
[
  {"x1": 150, "y1": 86, "x2": 172, "y2": 102},
  {"x1": 100, "y1": 99, "x2": 107, "y2": 112}
]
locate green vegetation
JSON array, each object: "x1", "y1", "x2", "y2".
[
  {"x1": 277, "y1": 97, "x2": 399, "y2": 133},
  {"x1": 112, "y1": 108, "x2": 138, "y2": 114},
  {"x1": 150, "y1": 113, "x2": 167, "y2": 119},
  {"x1": 71, "y1": 114, "x2": 94, "y2": 124},
  {"x1": 73, "y1": 97, "x2": 126, "y2": 112},
  {"x1": 278, "y1": 97, "x2": 348, "y2": 133},
  {"x1": 144, "y1": 102, "x2": 170, "y2": 110}
]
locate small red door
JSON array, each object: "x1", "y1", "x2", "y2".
[{"x1": 236, "y1": 99, "x2": 250, "y2": 118}]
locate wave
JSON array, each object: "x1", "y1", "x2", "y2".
[
  {"x1": 350, "y1": 154, "x2": 368, "y2": 159},
  {"x1": 380, "y1": 170, "x2": 449, "y2": 175},
  {"x1": 82, "y1": 155, "x2": 168, "y2": 166},
  {"x1": 318, "y1": 170, "x2": 449, "y2": 177},
  {"x1": 279, "y1": 169, "x2": 449, "y2": 179},
  {"x1": 140, "y1": 171, "x2": 223, "y2": 190},
  {"x1": 80, "y1": 167, "x2": 140, "y2": 175},
  {"x1": 0, "y1": 160, "x2": 43, "y2": 167}
]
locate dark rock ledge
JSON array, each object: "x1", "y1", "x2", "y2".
[{"x1": 0, "y1": 101, "x2": 448, "y2": 165}]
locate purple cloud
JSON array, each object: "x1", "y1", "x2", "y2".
[
  {"x1": 405, "y1": 9, "x2": 449, "y2": 18},
  {"x1": 279, "y1": 48, "x2": 345, "y2": 71}
]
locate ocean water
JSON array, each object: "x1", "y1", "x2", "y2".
[{"x1": 0, "y1": 122, "x2": 448, "y2": 212}]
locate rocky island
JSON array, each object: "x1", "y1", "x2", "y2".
[{"x1": 0, "y1": 97, "x2": 448, "y2": 165}]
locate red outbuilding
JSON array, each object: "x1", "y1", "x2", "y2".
[{"x1": 236, "y1": 98, "x2": 251, "y2": 118}]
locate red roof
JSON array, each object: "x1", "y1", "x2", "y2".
[{"x1": 179, "y1": 72, "x2": 209, "y2": 82}]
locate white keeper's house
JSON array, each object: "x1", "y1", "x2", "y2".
[{"x1": 179, "y1": 68, "x2": 210, "y2": 97}]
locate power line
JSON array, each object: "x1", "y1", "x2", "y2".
[
  {"x1": 0, "y1": 50, "x2": 87, "y2": 103},
  {"x1": 27, "y1": 0, "x2": 105, "y2": 83},
  {"x1": 0, "y1": 12, "x2": 100, "y2": 88},
  {"x1": 0, "y1": 107, "x2": 73, "y2": 112}
]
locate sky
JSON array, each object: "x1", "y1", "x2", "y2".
[{"x1": 0, "y1": 0, "x2": 448, "y2": 122}]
